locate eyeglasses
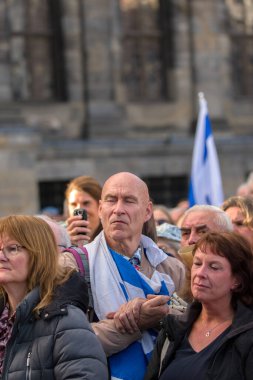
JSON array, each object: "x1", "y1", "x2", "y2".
[{"x1": 0, "y1": 244, "x2": 24, "y2": 258}]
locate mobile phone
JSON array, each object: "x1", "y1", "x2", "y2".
[
  {"x1": 73, "y1": 208, "x2": 88, "y2": 236},
  {"x1": 73, "y1": 208, "x2": 88, "y2": 221}
]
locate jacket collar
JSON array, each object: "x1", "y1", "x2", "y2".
[
  {"x1": 0, "y1": 272, "x2": 88, "y2": 322},
  {"x1": 162, "y1": 300, "x2": 253, "y2": 341}
]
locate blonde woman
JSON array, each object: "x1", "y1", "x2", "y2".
[
  {"x1": 222, "y1": 195, "x2": 253, "y2": 248},
  {"x1": 0, "y1": 215, "x2": 108, "y2": 379}
]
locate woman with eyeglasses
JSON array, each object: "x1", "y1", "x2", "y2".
[{"x1": 0, "y1": 215, "x2": 108, "y2": 379}]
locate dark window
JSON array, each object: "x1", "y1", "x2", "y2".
[
  {"x1": 7, "y1": 0, "x2": 66, "y2": 101},
  {"x1": 39, "y1": 179, "x2": 69, "y2": 215},
  {"x1": 120, "y1": 0, "x2": 174, "y2": 102},
  {"x1": 231, "y1": 35, "x2": 253, "y2": 97},
  {"x1": 228, "y1": 0, "x2": 253, "y2": 97},
  {"x1": 142, "y1": 175, "x2": 188, "y2": 207}
]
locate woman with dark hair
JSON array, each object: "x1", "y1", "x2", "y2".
[
  {"x1": 145, "y1": 231, "x2": 253, "y2": 380},
  {"x1": 64, "y1": 175, "x2": 103, "y2": 246},
  {"x1": 0, "y1": 215, "x2": 108, "y2": 379}
]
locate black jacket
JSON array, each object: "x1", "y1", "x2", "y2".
[
  {"x1": 144, "y1": 301, "x2": 253, "y2": 380},
  {"x1": 0, "y1": 273, "x2": 108, "y2": 380}
]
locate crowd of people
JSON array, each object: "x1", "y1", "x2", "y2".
[{"x1": 1, "y1": 171, "x2": 253, "y2": 379}]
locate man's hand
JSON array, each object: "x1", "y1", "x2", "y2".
[
  {"x1": 106, "y1": 294, "x2": 170, "y2": 334},
  {"x1": 137, "y1": 294, "x2": 170, "y2": 330},
  {"x1": 106, "y1": 297, "x2": 146, "y2": 334},
  {"x1": 66, "y1": 215, "x2": 91, "y2": 247}
]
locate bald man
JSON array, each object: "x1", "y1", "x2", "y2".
[{"x1": 61, "y1": 172, "x2": 184, "y2": 380}]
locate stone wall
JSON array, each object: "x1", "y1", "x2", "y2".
[{"x1": 0, "y1": 0, "x2": 252, "y2": 215}]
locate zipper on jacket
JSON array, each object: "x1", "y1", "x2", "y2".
[{"x1": 26, "y1": 352, "x2": 31, "y2": 380}]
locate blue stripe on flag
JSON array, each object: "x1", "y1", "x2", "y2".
[
  {"x1": 110, "y1": 249, "x2": 170, "y2": 297},
  {"x1": 203, "y1": 115, "x2": 212, "y2": 162},
  {"x1": 188, "y1": 179, "x2": 195, "y2": 207},
  {"x1": 119, "y1": 282, "x2": 129, "y2": 301},
  {"x1": 188, "y1": 92, "x2": 224, "y2": 207},
  {"x1": 108, "y1": 248, "x2": 168, "y2": 379},
  {"x1": 109, "y1": 341, "x2": 148, "y2": 380}
]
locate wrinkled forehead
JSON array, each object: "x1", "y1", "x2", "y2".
[
  {"x1": 102, "y1": 174, "x2": 149, "y2": 201},
  {"x1": 181, "y1": 211, "x2": 216, "y2": 229}
]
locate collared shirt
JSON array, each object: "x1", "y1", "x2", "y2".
[
  {"x1": 0, "y1": 303, "x2": 16, "y2": 374},
  {"x1": 118, "y1": 246, "x2": 143, "y2": 271}
]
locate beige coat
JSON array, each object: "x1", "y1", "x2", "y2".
[{"x1": 59, "y1": 241, "x2": 185, "y2": 356}]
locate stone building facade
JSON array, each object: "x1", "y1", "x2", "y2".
[{"x1": 0, "y1": 0, "x2": 252, "y2": 215}]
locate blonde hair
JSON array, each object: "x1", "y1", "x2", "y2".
[
  {"x1": 222, "y1": 196, "x2": 253, "y2": 228},
  {"x1": 0, "y1": 215, "x2": 73, "y2": 313}
]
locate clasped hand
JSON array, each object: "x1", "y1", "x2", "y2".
[{"x1": 106, "y1": 294, "x2": 170, "y2": 334}]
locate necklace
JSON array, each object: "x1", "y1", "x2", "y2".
[{"x1": 202, "y1": 318, "x2": 232, "y2": 337}]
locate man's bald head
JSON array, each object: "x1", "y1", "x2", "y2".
[
  {"x1": 102, "y1": 172, "x2": 150, "y2": 205},
  {"x1": 99, "y1": 172, "x2": 153, "y2": 254}
]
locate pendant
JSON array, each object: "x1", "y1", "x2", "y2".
[{"x1": 205, "y1": 331, "x2": 210, "y2": 337}]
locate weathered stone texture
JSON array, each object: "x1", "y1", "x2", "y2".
[{"x1": 0, "y1": 0, "x2": 252, "y2": 214}]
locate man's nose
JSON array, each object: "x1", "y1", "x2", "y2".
[
  {"x1": 113, "y1": 200, "x2": 125, "y2": 214},
  {"x1": 188, "y1": 230, "x2": 199, "y2": 245}
]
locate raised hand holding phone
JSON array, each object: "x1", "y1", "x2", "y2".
[
  {"x1": 67, "y1": 208, "x2": 91, "y2": 246},
  {"x1": 73, "y1": 208, "x2": 88, "y2": 224}
]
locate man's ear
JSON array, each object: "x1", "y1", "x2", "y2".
[
  {"x1": 98, "y1": 200, "x2": 102, "y2": 219},
  {"x1": 144, "y1": 201, "x2": 153, "y2": 222}
]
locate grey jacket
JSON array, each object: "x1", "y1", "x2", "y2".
[
  {"x1": 0, "y1": 273, "x2": 108, "y2": 380},
  {"x1": 145, "y1": 301, "x2": 253, "y2": 380}
]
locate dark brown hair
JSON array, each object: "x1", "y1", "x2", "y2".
[
  {"x1": 142, "y1": 214, "x2": 157, "y2": 242},
  {"x1": 65, "y1": 176, "x2": 102, "y2": 204},
  {"x1": 65, "y1": 175, "x2": 103, "y2": 239},
  {"x1": 192, "y1": 231, "x2": 253, "y2": 306}
]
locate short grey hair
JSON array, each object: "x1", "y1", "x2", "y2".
[
  {"x1": 180, "y1": 204, "x2": 233, "y2": 232},
  {"x1": 36, "y1": 214, "x2": 71, "y2": 248}
]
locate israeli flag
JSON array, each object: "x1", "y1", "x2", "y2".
[{"x1": 189, "y1": 92, "x2": 224, "y2": 206}]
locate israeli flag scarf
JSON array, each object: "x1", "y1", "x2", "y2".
[{"x1": 88, "y1": 232, "x2": 175, "y2": 380}]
